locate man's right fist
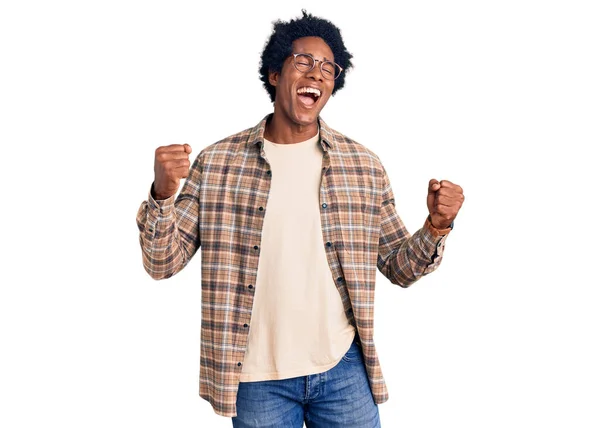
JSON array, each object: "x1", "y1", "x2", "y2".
[{"x1": 152, "y1": 144, "x2": 192, "y2": 200}]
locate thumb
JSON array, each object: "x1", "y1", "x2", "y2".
[
  {"x1": 427, "y1": 178, "x2": 439, "y2": 213},
  {"x1": 183, "y1": 143, "x2": 192, "y2": 154},
  {"x1": 428, "y1": 179, "x2": 440, "y2": 194}
]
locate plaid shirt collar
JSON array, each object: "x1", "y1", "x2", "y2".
[{"x1": 246, "y1": 114, "x2": 336, "y2": 152}]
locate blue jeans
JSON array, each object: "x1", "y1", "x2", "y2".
[{"x1": 232, "y1": 336, "x2": 381, "y2": 427}]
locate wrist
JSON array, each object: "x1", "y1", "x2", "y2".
[
  {"x1": 426, "y1": 215, "x2": 453, "y2": 236},
  {"x1": 151, "y1": 183, "x2": 172, "y2": 201}
]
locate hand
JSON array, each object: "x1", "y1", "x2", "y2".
[
  {"x1": 427, "y1": 179, "x2": 464, "y2": 230},
  {"x1": 152, "y1": 144, "x2": 192, "y2": 200}
]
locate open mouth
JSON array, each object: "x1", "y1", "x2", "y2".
[{"x1": 297, "y1": 87, "x2": 321, "y2": 107}]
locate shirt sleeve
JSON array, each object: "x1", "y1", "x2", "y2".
[
  {"x1": 377, "y1": 165, "x2": 450, "y2": 287},
  {"x1": 135, "y1": 154, "x2": 203, "y2": 280}
]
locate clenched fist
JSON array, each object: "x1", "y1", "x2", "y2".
[
  {"x1": 152, "y1": 144, "x2": 192, "y2": 200},
  {"x1": 427, "y1": 179, "x2": 464, "y2": 230}
]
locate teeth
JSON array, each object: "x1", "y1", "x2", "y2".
[{"x1": 297, "y1": 87, "x2": 321, "y2": 97}]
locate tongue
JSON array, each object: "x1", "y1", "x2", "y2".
[{"x1": 298, "y1": 94, "x2": 316, "y2": 106}]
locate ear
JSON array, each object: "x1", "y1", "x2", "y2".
[{"x1": 268, "y1": 70, "x2": 279, "y2": 87}]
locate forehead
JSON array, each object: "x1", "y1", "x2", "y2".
[{"x1": 292, "y1": 37, "x2": 334, "y2": 60}]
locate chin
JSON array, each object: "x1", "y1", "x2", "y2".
[
  {"x1": 293, "y1": 110, "x2": 320, "y2": 126},
  {"x1": 295, "y1": 116, "x2": 318, "y2": 127}
]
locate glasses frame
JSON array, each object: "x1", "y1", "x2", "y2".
[{"x1": 291, "y1": 53, "x2": 343, "y2": 80}]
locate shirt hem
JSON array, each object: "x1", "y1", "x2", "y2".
[{"x1": 238, "y1": 332, "x2": 356, "y2": 383}]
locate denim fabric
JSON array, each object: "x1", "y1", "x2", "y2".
[{"x1": 232, "y1": 337, "x2": 381, "y2": 427}]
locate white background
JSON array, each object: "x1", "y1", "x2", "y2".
[{"x1": 1, "y1": 0, "x2": 598, "y2": 427}]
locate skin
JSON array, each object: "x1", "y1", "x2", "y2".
[
  {"x1": 427, "y1": 179, "x2": 464, "y2": 229},
  {"x1": 264, "y1": 36, "x2": 335, "y2": 144},
  {"x1": 152, "y1": 143, "x2": 192, "y2": 200},
  {"x1": 151, "y1": 36, "x2": 465, "y2": 229}
]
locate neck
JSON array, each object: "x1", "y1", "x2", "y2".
[{"x1": 264, "y1": 111, "x2": 319, "y2": 144}]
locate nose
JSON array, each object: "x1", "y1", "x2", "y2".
[{"x1": 305, "y1": 61, "x2": 324, "y2": 81}]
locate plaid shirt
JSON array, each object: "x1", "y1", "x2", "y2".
[{"x1": 136, "y1": 114, "x2": 450, "y2": 417}]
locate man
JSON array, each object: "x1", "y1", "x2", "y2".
[{"x1": 137, "y1": 10, "x2": 464, "y2": 428}]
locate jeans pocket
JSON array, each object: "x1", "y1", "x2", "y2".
[{"x1": 341, "y1": 341, "x2": 363, "y2": 364}]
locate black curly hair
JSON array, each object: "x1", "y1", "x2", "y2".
[{"x1": 259, "y1": 10, "x2": 354, "y2": 102}]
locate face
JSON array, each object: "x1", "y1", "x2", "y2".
[{"x1": 269, "y1": 36, "x2": 336, "y2": 129}]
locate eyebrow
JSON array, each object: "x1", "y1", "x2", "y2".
[{"x1": 304, "y1": 52, "x2": 332, "y2": 62}]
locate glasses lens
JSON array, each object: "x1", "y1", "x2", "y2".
[
  {"x1": 321, "y1": 62, "x2": 337, "y2": 80},
  {"x1": 294, "y1": 54, "x2": 314, "y2": 72}
]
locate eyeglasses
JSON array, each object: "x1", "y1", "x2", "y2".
[{"x1": 291, "y1": 53, "x2": 343, "y2": 80}]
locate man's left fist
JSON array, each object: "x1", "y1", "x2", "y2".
[{"x1": 427, "y1": 179, "x2": 465, "y2": 230}]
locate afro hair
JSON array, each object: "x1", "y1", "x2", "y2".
[{"x1": 259, "y1": 10, "x2": 354, "y2": 102}]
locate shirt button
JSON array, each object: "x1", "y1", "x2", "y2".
[
  {"x1": 321, "y1": 203, "x2": 328, "y2": 209},
  {"x1": 266, "y1": 170, "x2": 272, "y2": 176},
  {"x1": 337, "y1": 277, "x2": 344, "y2": 283},
  {"x1": 326, "y1": 242, "x2": 332, "y2": 247},
  {"x1": 148, "y1": 228, "x2": 153, "y2": 233},
  {"x1": 254, "y1": 245, "x2": 259, "y2": 250},
  {"x1": 237, "y1": 362, "x2": 242, "y2": 367},
  {"x1": 243, "y1": 323, "x2": 249, "y2": 328},
  {"x1": 248, "y1": 284, "x2": 254, "y2": 289},
  {"x1": 258, "y1": 207, "x2": 264, "y2": 211}
]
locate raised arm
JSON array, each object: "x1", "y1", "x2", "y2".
[
  {"x1": 136, "y1": 144, "x2": 202, "y2": 280},
  {"x1": 377, "y1": 166, "x2": 464, "y2": 287}
]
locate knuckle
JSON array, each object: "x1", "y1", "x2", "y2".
[
  {"x1": 155, "y1": 146, "x2": 168, "y2": 157},
  {"x1": 157, "y1": 152, "x2": 170, "y2": 162}
]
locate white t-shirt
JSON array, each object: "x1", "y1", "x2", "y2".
[{"x1": 239, "y1": 131, "x2": 356, "y2": 382}]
